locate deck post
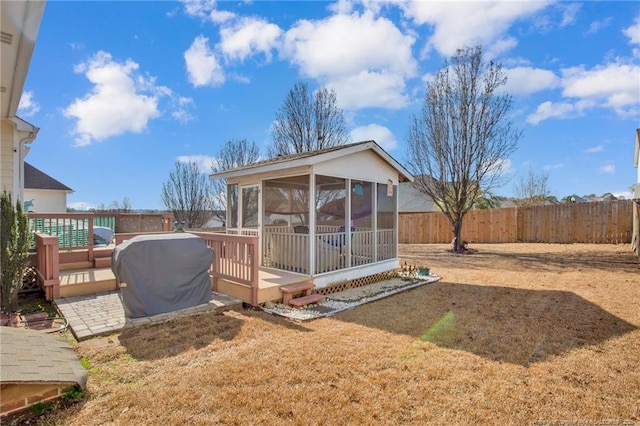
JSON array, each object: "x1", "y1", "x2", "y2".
[
  {"x1": 35, "y1": 233, "x2": 60, "y2": 301},
  {"x1": 87, "y1": 215, "x2": 94, "y2": 263},
  {"x1": 250, "y1": 235, "x2": 259, "y2": 306}
]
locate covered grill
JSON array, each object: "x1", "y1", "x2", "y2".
[{"x1": 112, "y1": 233, "x2": 214, "y2": 318}]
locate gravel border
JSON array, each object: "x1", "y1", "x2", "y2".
[{"x1": 262, "y1": 275, "x2": 441, "y2": 321}]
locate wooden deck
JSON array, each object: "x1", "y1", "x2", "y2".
[
  {"x1": 215, "y1": 267, "x2": 310, "y2": 305},
  {"x1": 58, "y1": 266, "x2": 308, "y2": 305}
]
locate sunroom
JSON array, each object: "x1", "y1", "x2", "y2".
[{"x1": 211, "y1": 141, "x2": 413, "y2": 298}]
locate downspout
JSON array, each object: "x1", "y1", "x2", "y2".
[
  {"x1": 11, "y1": 122, "x2": 40, "y2": 202},
  {"x1": 17, "y1": 127, "x2": 38, "y2": 203},
  {"x1": 8, "y1": 117, "x2": 39, "y2": 202}
]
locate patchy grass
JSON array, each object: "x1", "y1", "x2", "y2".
[{"x1": 40, "y1": 244, "x2": 640, "y2": 425}]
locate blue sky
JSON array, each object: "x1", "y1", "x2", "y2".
[{"x1": 18, "y1": 0, "x2": 640, "y2": 211}]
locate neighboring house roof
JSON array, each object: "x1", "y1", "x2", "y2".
[
  {"x1": 24, "y1": 162, "x2": 73, "y2": 192},
  {"x1": 496, "y1": 198, "x2": 518, "y2": 208},
  {"x1": 210, "y1": 140, "x2": 414, "y2": 183},
  {"x1": 398, "y1": 182, "x2": 436, "y2": 212},
  {"x1": 566, "y1": 194, "x2": 590, "y2": 203}
]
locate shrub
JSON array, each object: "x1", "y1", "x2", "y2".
[{"x1": 0, "y1": 191, "x2": 31, "y2": 313}]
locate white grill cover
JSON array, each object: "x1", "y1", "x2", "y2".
[{"x1": 112, "y1": 233, "x2": 214, "y2": 318}]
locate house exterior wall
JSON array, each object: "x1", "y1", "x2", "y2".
[
  {"x1": 23, "y1": 188, "x2": 67, "y2": 212},
  {"x1": 314, "y1": 150, "x2": 400, "y2": 185},
  {"x1": 1, "y1": 120, "x2": 16, "y2": 196}
]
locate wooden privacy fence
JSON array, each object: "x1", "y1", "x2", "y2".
[{"x1": 399, "y1": 200, "x2": 633, "y2": 244}]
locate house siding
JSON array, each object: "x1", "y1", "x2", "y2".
[
  {"x1": 23, "y1": 188, "x2": 67, "y2": 213},
  {"x1": 314, "y1": 150, "x2": 399, "y2": 185},
  {"x1": 1, "y1": 120, "x2": 16, "y2": 195}
]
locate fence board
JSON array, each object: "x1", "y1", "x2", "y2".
[{"x1": 399, "y1": 200, "x2": 633, "y2": 244}]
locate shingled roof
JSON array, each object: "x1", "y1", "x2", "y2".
[{"x1": 24, "y1": 162, "x2": 73, "y2": 192}]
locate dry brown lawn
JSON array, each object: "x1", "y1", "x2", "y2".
[{"x1": 42, "y1": 244, "x2": 640, "y2": 425}]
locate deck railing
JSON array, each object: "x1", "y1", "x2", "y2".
[
  {"x1": 191, "y1": 232, "x2": 259, "y2": 305},
  {"x1": 376, "y1": 229, "x2": 397, "y2": 261},
  {"x1": 265, "y1": 232, "x2": 310, "y2": 274},
  {"x1": 263, "y1": 228, "x2": 396, "y2": 275},
  {"x1": 28, "y1": 213, "x2": 95, "y2": 251}
]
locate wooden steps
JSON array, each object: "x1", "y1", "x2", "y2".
[
  {"x1": 289, "y1": 293, "x2": 325, "y2": 308},
  {"x1": 93, "y1": 257, "x2": 111, "y2": 268},
  {"x1": 280, "y1": 282, "x2": 324, "y2": 307},
  {"x1": 59, "y1": 267, "x2": 117, "y2": 298}
]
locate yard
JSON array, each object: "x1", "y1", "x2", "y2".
[{"x1": 25, "y1": 244, "x2": 640, "y2": 424}]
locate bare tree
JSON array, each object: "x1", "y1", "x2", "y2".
[
  {"x1": 161, "y1": 161, "x2": 213, "y2": 228},
  {"x1": 514, "y1": 168, "x2": 550, "y2": 206},
  {"x1": 407, "y1": 46, "x2": 521, "y2": 253},
  {"x1": 105, "y1": 197, "x2": 132, "y2": 212},
  {"x1": 210, "y1": 139, "x2": 261, "y2": 226},
  {"x1": 268, "y1": 81, "x2": 349, "y2": 157}
]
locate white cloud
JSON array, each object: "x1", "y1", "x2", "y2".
[
  {"x1": 399, "y1": 1, "x2": 550, "y2": 57},
  {"x1": 599, "y1": 162, "x2": 615, "y2": 174},
  {"x1": 211, "y1": 9, "x2": 235, "y2": 24},
  {"x1": 561, "y1": 63, "x2": 640, "y2": 118},
  {"x1": 526, "y1": 101, "x2": 580, "y2": 125},
  {"x1": 219, "y1": 17, "x2": 282, "y2": 62},
  {"x1": 185, "y1": 35, "x2": 225, "y2": 87},
  {"x1": 584, "y1": 145, "x2": 603, "y2": 153},
  {"x1": 18, "y1": 91, "x2": 40, "y2": 117},
  {"x1": 182, "y1": 0, "x2": 235, "y2": 23},
  {"x1": 502, "y1": 67, "x2": 560, "y2": 96},
  {"x1": 486, "y1": 158, "x2": 514, "y2": 176},
  {"x1": 623, "y1": 15, "x2": 640, "y2": 44},
  {"x1": 586, "y1": 17, "x2": 612, "y2": 35},
  {"x1": 526, "y1": 60, "x2": 639, "y2": 124},
  {"x1": 64, "y1": 51, "x2": 161, "y2": 146},
  {"x1": 177, "y1": 154, "x2": 218, "y2": 173},
  {"x1": 283, "y1": 11, "x2": 416, "y2": 79},
  {"x1": 543, "y1": 163, "x2": 564, "y2": 171},
  {"x1": 282, "y1": 11, "x2": 416, "y2": 109},
  {"x1": 328, "y1": 71, "x2": 409, "y2": 110},
  {"x1": 350, "y1": 123, "x2": 397, "y2": 151},
  {"x1": 328, "y1": 0, "x2": 354, "y2": 15},
  {"x1": 182, "y1": 0, "x2": 215, "y2": 19},
  {"x1": 558, "y1": 3, "x2": 580, "y2": 27}
]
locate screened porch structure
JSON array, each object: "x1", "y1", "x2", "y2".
[{"x1": 211, "y1": 141, "x2": 413, "y2": 289}]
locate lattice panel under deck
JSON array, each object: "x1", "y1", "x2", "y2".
[{"x1": 314, "y1": 270, "x2": 401, "y2": 296}]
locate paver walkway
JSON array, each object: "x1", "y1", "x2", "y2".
[{"x1": 55, "y1": 291, "x2": 242, "y2": 341}]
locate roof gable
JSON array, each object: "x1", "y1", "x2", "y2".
[
  {"x1": 210, "y1": 140, "x2": 413, "y2": 182},
  {"x1": 24, "y1": 162, "x2": 73, "y2": 192}
]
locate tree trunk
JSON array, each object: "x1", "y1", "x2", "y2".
[{"x1": 451, "y1": 219, "x2": 464, "y2": 253}]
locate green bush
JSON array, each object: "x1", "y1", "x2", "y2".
[{"x1": 1, "y1": 191, "x2": 31, "y2": 313}]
